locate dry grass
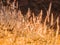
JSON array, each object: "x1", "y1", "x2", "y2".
[{"x1": 0, "y1": 2, "x2": 60, "y2": 45}]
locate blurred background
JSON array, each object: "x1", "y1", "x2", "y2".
[{"x1": 0, "y1": 0, "x2": 60, "y2": 15}]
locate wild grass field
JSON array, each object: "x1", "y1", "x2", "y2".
[{"x1": 0, "y1": 1, "x2": 60, "y2": 45}]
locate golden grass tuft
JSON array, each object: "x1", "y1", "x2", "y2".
[{"x1": 0, "y1": 2, "x2": 60, "y2": 45}]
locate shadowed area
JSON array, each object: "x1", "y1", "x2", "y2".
[{"x1": 1, "y1": 0, "x2": 60, "y2": 16}]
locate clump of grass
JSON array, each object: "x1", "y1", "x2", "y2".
[{"x1": 0, "y1": 2, "x2": 60, "y2": 45}]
